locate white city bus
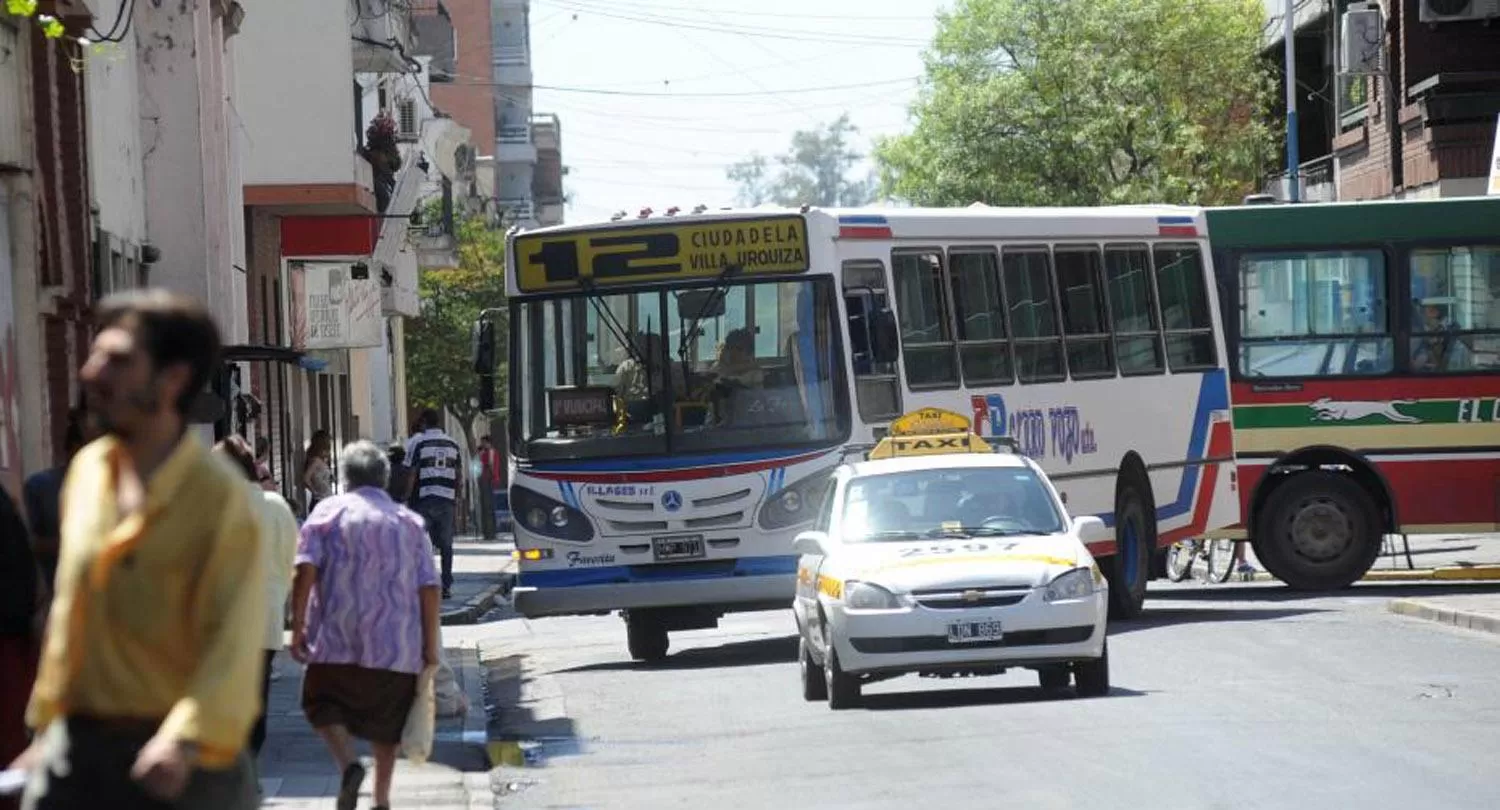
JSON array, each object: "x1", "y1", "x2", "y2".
[{"x1": 488, "y1": 204, "x2": 1240, "y2": 660}]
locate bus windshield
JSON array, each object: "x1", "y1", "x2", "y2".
[{"x1": 514, "y1": 277, "x2": 850, "y2": 461}]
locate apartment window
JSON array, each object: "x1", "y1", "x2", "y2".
[
  {"x1": 949, "y1": 250, "x2": 1012, "y2": 385},
  {"x1": 892, "y1": 251, "x2": 958, "y2": 387},
  {"x1": 1153, "y1": 244, "x2": 1218, "y2": 371},
  {"x1": 1002, "y1": 249, "x2": 1065, "y2": 383},
  {"x1": 1054, "y1": 246, "x2": 1115, "y2": 378},
  {"x1": 1104, "y1": 245, "x2": 1165, "y2": 375},
  {"x1": 1408, "y1": 246, "x2": 1500, "y2": 373}
]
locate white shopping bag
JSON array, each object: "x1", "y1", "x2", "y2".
[
  {"x1": 433, "y1": 649, "x2": 470, "y2": 717},
  {"x1": 400, "y1": 665, "x2": 438, "y2": 764}
]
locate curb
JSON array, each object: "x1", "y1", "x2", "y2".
[
  {"x1": 440, "y1": 561, "x2": 518, "y2": 626},
  {"x1": 1388, "y1": 598, "x2": 1500, "y2": 636}
]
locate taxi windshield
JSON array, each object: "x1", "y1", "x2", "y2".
[{"x1": 841, "y1": 466, "x2": 1066, "y2": 540}]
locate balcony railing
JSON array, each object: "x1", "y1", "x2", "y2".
[
  {"x1": 498, "y1": 198, "x2": 535, "y2": 222},
  {"x1": 498, "y1": 125, "x2": 531, "y2": 144},
  {"x1": 494, "y1": 44, "x2": 528, "y2": 66},
  {"x1": 1261, "y1": 154, "x2": 1337, "y2": 203}
]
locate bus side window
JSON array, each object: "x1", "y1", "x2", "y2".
[
  {"x1": 1153, "y1": 244, "x2": 1219, "y2": 372},
  {"x1": 1408, "y1": 245, "x2": 1500, "y2": 373},
  {"x1": 842, "y1": 261, "x2": 903, "y2": 421},
  {"x1": 1104, "y1": 244, "x2": 1165, "y2": 376},
  {"x1": 1001, "y1": 248, "x2": 1066, "y2": 384},
  {"x1": 1054, "y1": 245, "x2": 1115, "y2": 379},
  {"x1": 892, "y1": 250, "x2": 960, "y2": 388},
  {"x1": 949, "y1": 249, "x2": 1013, "y2": 385}
]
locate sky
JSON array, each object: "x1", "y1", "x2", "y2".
[{"x1": 522, "y1": 0, "x2": 951, "y2": 222}]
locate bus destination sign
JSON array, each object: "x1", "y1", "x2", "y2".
[{"x1": 514, "y1": 215, "x2": 809, "y2": 293}]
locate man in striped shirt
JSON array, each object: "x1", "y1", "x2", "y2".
[{"x1": 404, "y1": 409, "x2": 462, "y2": 599}]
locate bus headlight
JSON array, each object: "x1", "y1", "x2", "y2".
[
  {"x1": 511, "y1": 486, "x2": 594, "y2": 543},
  {"x1": 759, "y1": 468, "x2": 834, "y2": 531}
]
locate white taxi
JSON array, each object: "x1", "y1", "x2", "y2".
[{"x1": 792, "y1": 408, "x2": 1111, "y2": 709}]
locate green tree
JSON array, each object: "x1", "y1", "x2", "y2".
[
  {"x1": 728, "y1": 114, "x2": 877, "y2": 207},
  {"x1": 403, "y1": 213, "x2": 507, "y2": 452},
  {"x1": 876, "y1": 0, "x2": 1276, "y2": 207}
]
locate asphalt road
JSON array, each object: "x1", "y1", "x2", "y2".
[{"x1": 466, "y1": 581, "x2": 1500, "y2": 810}]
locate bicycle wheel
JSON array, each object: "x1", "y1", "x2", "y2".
[
  {"x1": 1165, "y1": 540, "x2": 1195, "y2": 582},
  {"x1": 1205, "y1": 539, "x2": 1238, "y2": 584}
]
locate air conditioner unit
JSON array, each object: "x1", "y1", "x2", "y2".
[
  {"x1": 396, "y1": 98, "x2": 419, "y2": 141},
  {"x1": 1419, "y1": 0, "x2": 1500, "y2": 23},
  {"x1": 1340, "y1": 4, "x2": 1385, "y2": 75}
]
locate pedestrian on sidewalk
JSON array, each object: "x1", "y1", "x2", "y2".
[
  {"x1": 385, "y1": 444, "x2": 415, "y2": 504},
  {"x1": 290, "y1": 440, "x2": 441, "y2": 810},
  {"x1": 1, "y1": 482, "x2": 43, "y2": 810},
  {"x1": 477, "y1": 435, "x2": 501, "y2": 541},
  {"x1": 302, "y1": 430, "x2": 334, "y2": 516},
  {"x1": 11, "y1": 289, "x2": 266, "y2": 810},
  {"x1": 405, "y1": 409, "x2": 462, "y2": 599},
  {"x1": 212, "y1": 436, "x2": 299, "y2": 762}
]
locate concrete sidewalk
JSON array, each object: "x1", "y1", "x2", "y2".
[
  {"x1": 1389, "y1": 593, "x2": 1500, "y2": 636},
  {"x1": 439, "y1": 536, "x2": 517, "y2": 625},
  {"x1": 256, "y1": 645, "x2": 496, "y2": 809}
]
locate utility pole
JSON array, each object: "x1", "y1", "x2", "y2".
[{"x1": 1284, "y1": 0, "x2": 1301, "y2": 202}]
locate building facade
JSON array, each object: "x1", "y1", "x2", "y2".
[{"x1": 1265, "y1": 0, "x2": 1500, "y2": 202}]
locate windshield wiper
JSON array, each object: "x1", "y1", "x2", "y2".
[
  {"x1": 923, "y1": 526, "x2": 1035, "y2": 538},
  {"x1": 674, "y1": 263, "x2": 741, "y2": 393},
  {"x1": 579, "y1": 279, "x2": 645, "y2": 370},
  {"x1": 854, "y1": 530, "x2": 925, "y2": 542}
]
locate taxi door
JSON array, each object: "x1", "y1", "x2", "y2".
[{"x1": 794, "y1": 478, "x2": 840, "y2": 646}]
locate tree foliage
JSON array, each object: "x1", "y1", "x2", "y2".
[
  {"x1": 403, "y1": 214, "x2": 507, "y2": 452},
  {"x1": 876, "y1": 0, "x2": 1277, "y2": 207},
  {"x1": 728, "y1": 114, "x2": 877, "y2": 207}
]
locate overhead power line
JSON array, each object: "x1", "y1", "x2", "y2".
[
  {"x1": 542, "y1": 0, "x2": 936, "y2": 23},
  {"x1": 541, "y1": 0, "x2": 930, "y2": 47},
  {"x1": 469, "y1": 76, "x2": 918, "y2": 98}
]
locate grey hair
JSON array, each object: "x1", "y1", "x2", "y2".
[{"x1": 341, "y1": 440, "x2": 390, "y2": 490}]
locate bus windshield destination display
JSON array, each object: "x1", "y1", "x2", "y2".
[{"x1": 514, "y1": 215, "x2": 810, "y2": 293}]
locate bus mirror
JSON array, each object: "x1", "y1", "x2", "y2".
[
  {"x1": 871, "y1": 308, "x2": 900, "y2": 364},
  {"x1": 472, "y1": 320, "x2": 496, "y2": 374},
  {"x1": 477, "y1": 373, "x2": 496, "y2": 413},
  {"x1": 676, "y1": 289, "x2": 727, "y2": 320}
]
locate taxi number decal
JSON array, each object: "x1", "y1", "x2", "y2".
[{"x1": 897, "y1": 541, "x2": 1020, "y2": 558}]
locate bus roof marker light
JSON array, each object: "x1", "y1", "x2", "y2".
[
  {"x1": 638, "y1": 207, "x2": 653, "y2": 219},
  {"x1": 666, "y1": 206, "x2": 680, "y2": 216}
]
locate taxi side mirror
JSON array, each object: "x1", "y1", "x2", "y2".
[
  {"x1": 793, "y1": 530, "x2": 828, "y2": 556},
  {"x1": 1072, "y1": 515, "x2": 1108, "y2": 546}
]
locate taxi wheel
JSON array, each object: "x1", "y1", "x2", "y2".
[
  {"x1": 824, "y1": 648, "x2": 862, "y2": 710},
  {"x1": 1074, "y1": 641, "x2": 1111, "y2": 698},
  {"x1": 1107, "y1": 478, "x2": 1154, "y2": 620},
  {"x1": 1037, "y1": 665, "x2": 1071, "y2": 691},
  {"x1": 626, "y1": 614, "x2": 670, "y2": 663},
  {"x1": 799, "y1": 636, "x2": 828, "y2": 702}
]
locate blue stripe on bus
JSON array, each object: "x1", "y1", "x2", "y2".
[
  {"x1": 1098, "y1": 369, "x2": 1227, "y2": 528},
  {"x1": 837, "y1": 214, "x2": 889, "y2": 225},
  {"x1": 520, "y1": 554, "x2": 800, "y2": 589},
  {"x1": 529, "y1": 448, "x2": 822, "y2": 473},
  {"x1": 1156, "y1": 215, "x2": 1195, "y2": 225}
]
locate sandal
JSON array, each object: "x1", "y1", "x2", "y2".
[{"x1": 336, "y1": 761, "x2": 366, "y2": 810}]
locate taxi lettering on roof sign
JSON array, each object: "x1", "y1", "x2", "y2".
[
  {"x1": 513, "y1": 215, "x2": 810, "y2": 293},
  {"x1": 867, "y1": 408, "x2": 994, "y2": 460}
]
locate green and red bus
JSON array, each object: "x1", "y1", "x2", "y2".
[{"x1": 1205, "y1": 195, "x2": 1500, "y2": 589}]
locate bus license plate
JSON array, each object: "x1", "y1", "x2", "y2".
[
  {"x1": 652, "y1": 534, "x2": 706, "y2": 561},
  {"x1": 947, "y1": 620, "x2": 1003, "y2": 644}
]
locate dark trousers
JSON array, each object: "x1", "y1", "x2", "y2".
[
  {"x1": 478, "y1": 483, "x2": 496, "y2": 540},
  {"x1": 248, "y1": 649, "x2": 277, "y2": 756},
  {"x1": 415, "y1": 497, "x2": 456, "y2": 590},
  {"x1": 22, "y1": 718, "x2": 256, "y2": 810}
]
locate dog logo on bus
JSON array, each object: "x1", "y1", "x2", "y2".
[{"x1": 1309, "y1": 397, "x2": 1420, "y2": 424}]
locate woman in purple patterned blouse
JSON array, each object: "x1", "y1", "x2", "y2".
[{"x1": 289, "y1": 440, "x2": 441, "y2": 810}]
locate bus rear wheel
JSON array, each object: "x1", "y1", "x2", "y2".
[
  {"x1": 1107, "y1": 476, "x2": 1154, "y2": 619},
  {"x1": 1254, "y1": 471, "x2": 1382, "y2": 591}
]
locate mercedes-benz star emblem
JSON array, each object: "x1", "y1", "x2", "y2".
[{"x1": 661, "y1": 490, "x2": 683, "y2": 512}]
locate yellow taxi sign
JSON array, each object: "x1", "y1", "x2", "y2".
[
  {"x1": 513, "y1": 215, "x2": 810, "y2": 293},
  {"x1": 868, "y1": 408, "x2": 993, "y2": 460}
]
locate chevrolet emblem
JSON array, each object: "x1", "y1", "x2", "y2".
[{"x1": 960, "y1": 590, "x2": 983, "y2": 603}]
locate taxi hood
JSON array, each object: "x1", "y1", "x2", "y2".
[{"x1": 847, "y1": 534, "x2": 1086, "y2": 592}]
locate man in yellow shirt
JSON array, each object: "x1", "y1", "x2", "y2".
[{"x1": 8, "y1": 290, "x2": 266, "y2": 810}]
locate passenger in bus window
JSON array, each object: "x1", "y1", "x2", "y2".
[
  {"x1": 1411, "y1": 300, "x2": 1472, "y2": 372},
  {"x1": 711, "y1": 329, "x2": 764, "y2": 387}
]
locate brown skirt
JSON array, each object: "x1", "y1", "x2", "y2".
[{"x1": 301, "y1": 663, "x2": 417, "y2": 745}]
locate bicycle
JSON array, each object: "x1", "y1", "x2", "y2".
[{"x1": 1164, "y1": 537, "x2": 1239, "y2": 584}]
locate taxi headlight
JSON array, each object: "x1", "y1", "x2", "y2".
[
  {"x1": 844, "y1": 581, "x2": 904, "y2": 610},
  {"x1": 1044, "y1": 568, "x2": 1098, "y2": 603}
]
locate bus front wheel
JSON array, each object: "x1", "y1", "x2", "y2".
[
  {"x1": 625, "y1": 611, "x2": 670, "y2": 662},
  {"x1": 1107, "y1": 476, "x2": 1155, "y2": 619},
  {"x1": 1254, "y1": 471, "x2": 1382, "y2": 591}
]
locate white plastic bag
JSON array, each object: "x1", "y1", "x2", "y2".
[
  {"x1": 400, "y1": 665, "x2": 437, "y2": 764},
  {"x1": 433, "y1": 652, "x2": 469, "y2": 717}
]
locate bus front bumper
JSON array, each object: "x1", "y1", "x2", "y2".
[{"x1": 513, "y1": 573, "x2": 797, "y2": 618}]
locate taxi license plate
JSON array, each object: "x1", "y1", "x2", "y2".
[
  {"x1": 947, "y1": 620, "x2": 1004, "y2": 644},
  {"x1": 652, "y1": 534, "x2": 706, "y2": 562}
]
